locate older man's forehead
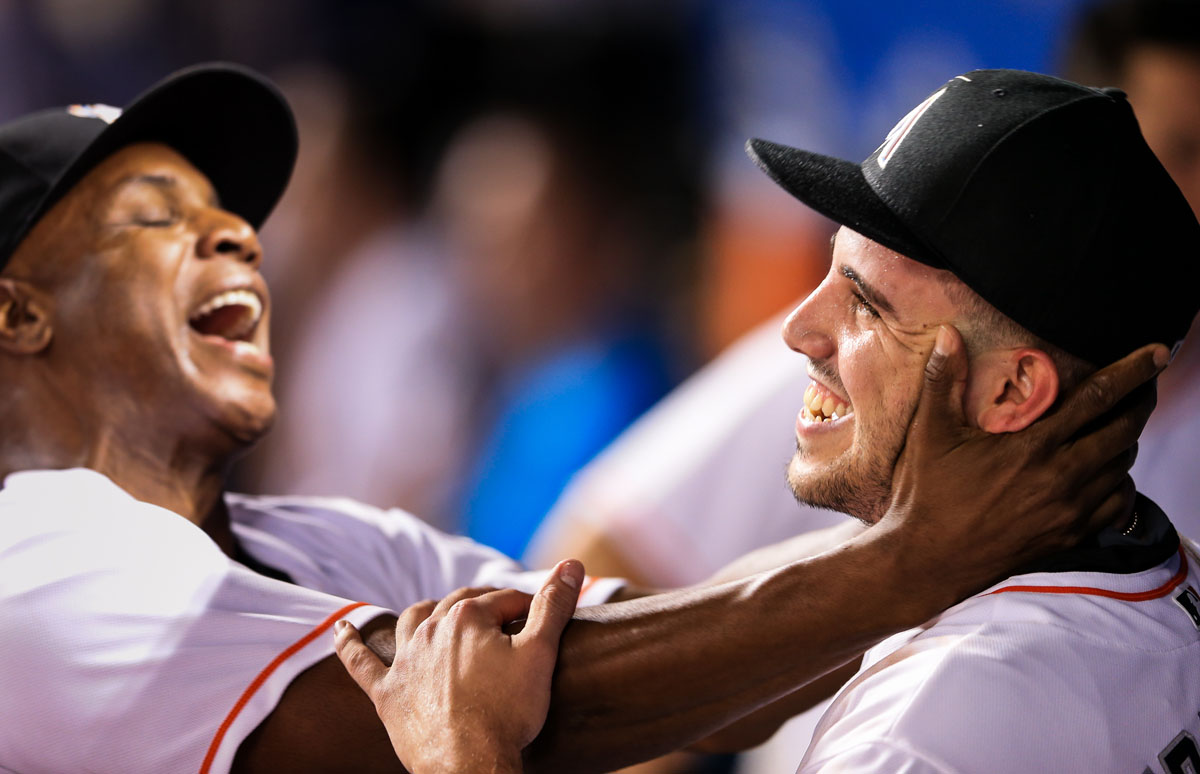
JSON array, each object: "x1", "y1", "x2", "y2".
[{"x1": 92, "y1": 143, "x2": 220, "y2": 206}]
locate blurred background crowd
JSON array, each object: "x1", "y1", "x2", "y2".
[{"x1": 5, "y1": 0, "x2": 1199, "y2": 771}]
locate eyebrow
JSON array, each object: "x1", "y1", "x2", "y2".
[
  {"x1": 115, "y1": 173, "x2": 220, "y2": 207},
  {"x1": 840, "y1": 264, "x2": 897, "y2": 318}
]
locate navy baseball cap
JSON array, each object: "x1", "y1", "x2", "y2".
[
  {"x1": 747, "y1": 69, "x2": 1200, "y2": 366},
  {"x1": 0, "y1": 62, "x2": 297, "y2": 271}
]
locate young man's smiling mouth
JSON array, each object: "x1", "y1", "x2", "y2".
[{"x1": 800, "y1": 379, "x2": 853, "y2": 424}]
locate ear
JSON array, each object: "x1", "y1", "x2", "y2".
[
  {"x1": 969, "y1": 347, "x2": 1060, "y2": 433},
  {"x1": 0, "y1": 278, "x2": 53, "y2": 355}
]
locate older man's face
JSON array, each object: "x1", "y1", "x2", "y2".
[
  {"x1": 782, "y1": 227, "x2": 962, "y2": 523},
  {"x1": 6, "y1": 141, "x2": 275, "y2": 447}
]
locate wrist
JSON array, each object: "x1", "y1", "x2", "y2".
[
  {"x1": 424, "y1": 733, "x2": 524, "y2": 774},
  {"x1": 847, "y1": 521, "x2": 966, "y2": 629}
]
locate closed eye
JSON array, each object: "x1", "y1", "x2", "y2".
[
  {"x1": 132, "y1": 212, "x2": 179, "y2": 227},
  {"x1": 851, "y1": 289, "x2": 880, "y2": 319}
]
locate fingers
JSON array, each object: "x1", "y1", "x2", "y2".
[
  {"x1": 908, "y1": 324, "x2": 969, "y2": 447},
  {"x1": 414, "y1": 587, "x2": 533, "y2": 634},
  {"x1": 517, "y1": 559, "x2": 584, "y2": 645},
  {"x1": 1080, "y1": 473, "x2": 1137, "y2": 536},
  {"x1": 466, "y1": 588, "x2": 537, "y2": 626},
  {"x1": 333, "y1": 620, "x2": 388, "y2": 700},
  {"x1": 397, "y1": 599, "x2": 438, "y2": 640},
  {"x1": 430, "y1": 586, "x2": 498, "y2": 620},
  {"x1": 1042, "y1": 342, "x2": 1167, "y2": 443},
  {"x1": 1058, "y1": 379, "x2": 1156, "y2": 480},
  {"x1": 398, "y1": 588, "x2": 503, "y2": 641}
]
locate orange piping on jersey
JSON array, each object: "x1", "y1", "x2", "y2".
[
  {"x1": 985, "y1": 545, "x2": 1187, "y2": 601},
  {"x1": 199, "y1": 601, "x2": 370, "y2": 774},
  {"x1": 579, "y1": 575, "x2": 601, "y2": 598}
]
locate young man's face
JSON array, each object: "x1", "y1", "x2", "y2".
[
  {"x1": 6, "y1": 141, "x2": 276, "y2": 448},
  {"x1": 782, "y1": 227, "x2": 961, "y2": 523}
]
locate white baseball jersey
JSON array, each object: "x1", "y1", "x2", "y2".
[
  {"x1": 0, "y1": 468, "x2": 619, "y2": 774},
  {"x1": 798, "y1": 500, "x2": 1200, "y2": 773},
  {"x1": 530, "y1": 315, "x2": 1200, "y2": 774}
]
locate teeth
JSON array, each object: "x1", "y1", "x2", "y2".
[
  {"x1": 803, "y1": 380, "x2": 854, "y2": 421},
  {"x1": 192, "y1": 289, "x2": 262, "y2": 322}
]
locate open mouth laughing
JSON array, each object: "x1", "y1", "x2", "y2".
[
  {"x1": 800, "y1": 380, "x2": 853, "y2": 424},
  {"x1": 186, "y1": 285, "x2": 272, "y2": 375},
  {"x1": 188, "y1": 288, "x2": 263, "y2": 342}
]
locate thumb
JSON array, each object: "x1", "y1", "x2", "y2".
[
  {"x1": 333, "y1": 620, "x2": 388, "y2": 700},
  {"x1": 912, "y1": 324, "x2": 969, "y2": 443},
  {"x1": 517, "y1": 559, "x2": 584, "y2": 645}
]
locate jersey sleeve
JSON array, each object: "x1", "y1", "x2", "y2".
[
  {"x1": 797, "y1": 740, "x2": 953, "y2": 774},
  {"x1": 369, "y1": 508, "x2": 626, "y2": 607},
  {"x1": 0, "y1": 490, "x2": 387, "y2": 774},
  {"x1": 228, "y1": 494, "x2": 623, "y2": 609}
]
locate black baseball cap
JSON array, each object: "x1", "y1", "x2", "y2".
[
  {"x1": 0, "y1": 62, "x2": 297, "y2": 272},
  {"x1": 747, "y1": 69, "x2": 1200, "y2": 366}
]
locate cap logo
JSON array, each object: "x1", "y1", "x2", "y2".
[
  {"x1": 875, "y1": 87, "x2": 946, "y2": 169},
  {"x1": 67, "y1": 104, "x2": 122, "y2": 124}
]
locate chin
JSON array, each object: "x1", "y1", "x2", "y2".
[
  {"x1": 228, "y1": 398, "x2": 276, "y2": 446},
  {"x1": 203, "y1": 384, "x2": 277, "y2": 448},
  {"x1": 786, "y1": 449, "x2": 891, "y2": 525}
]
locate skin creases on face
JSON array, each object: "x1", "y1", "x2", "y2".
[
  {"x1": 8, "y1": 141, "x2": 277, "y2": 450},
  {"x1": 781, "y1": 227, "x2": 961, "y2": 524}
]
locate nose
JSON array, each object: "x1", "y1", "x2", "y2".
[
  {"x1": 782, "y1": 290, "x2": 835, "y2": 362},
  {"x1": 196, "y1": 209, "x2": 262, "y2": 267}
]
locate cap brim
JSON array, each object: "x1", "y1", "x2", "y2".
[
  {"x1": 44, "y1": 62, "x2": 296, "y2": 230},
  {"x1": 745, "y1": 138, "x2": 944, "y2": 268}
]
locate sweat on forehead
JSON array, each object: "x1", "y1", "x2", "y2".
[{"x1": 832, "y1": 226, "x2": 1091, "y2": 385}]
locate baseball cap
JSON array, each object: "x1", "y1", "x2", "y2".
[
  {"x1": 0, "y1": 62, "x2": 297, "y2": 272},
  {"x1": 747, "y1": 69, "x2": 1200, "y2": 366}
]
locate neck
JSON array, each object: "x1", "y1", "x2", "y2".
[{"x1": 0, "y1": 407, "x2": 241, "y2": 557}]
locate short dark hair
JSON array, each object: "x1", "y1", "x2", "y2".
[
  {"x1": 1062, "y1": 0, "x2": 1200, "y2": 86},
  {"x1": 939, "y1": 275, "x2": 1095, "y2": 392}
]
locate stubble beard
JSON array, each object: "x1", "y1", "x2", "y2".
[{"x1": 785, "y1": 413, "x2": 908, "y2": 526}]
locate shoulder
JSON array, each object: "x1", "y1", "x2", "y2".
[
  {"x1": 805, "y1": 622, "x2": 1066, "y2": 771},
  {"x1": 225, "y1": 491, "x2": 530, "y2": 605},
  {"x1": 225, "y1": 491, "x2": 487, "y2": 559},
  {"x1": 1, "y1": 468, "x2": 229, "y2": 594},
  {"x1": 226, "y1": 491, "x2": 396, "y2": 531},
  {"x1": 807, "y1": 553, "x2": 1200, "y2": 772},
  {"x1": 797, "y1": 738, "x2": 952, "y2": 774}
]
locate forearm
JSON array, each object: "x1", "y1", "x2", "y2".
[
  {"x1": 606, "y1": 522, "x2": 866, "y2": 604},
  {"x1": 691, "y1": 657, "x2": 861, "y2": 753},
  {"x1": 526, "y1": 522, "x2": 957, "y2": 773},
  {"x1": 703, "y1": 520, "x2": 865, "y2": 586}
]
